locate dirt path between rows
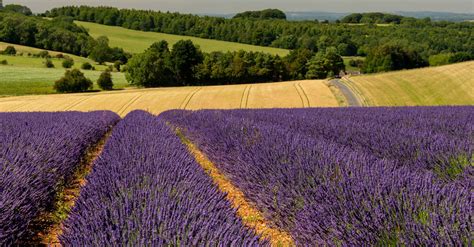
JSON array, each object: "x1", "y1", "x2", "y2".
[
  {"x1": 31, "y1": 130, "x2": 113, "y2": 246},
  {"x1": 176, "y1": 129, "x2": 295, "y2": 247}
]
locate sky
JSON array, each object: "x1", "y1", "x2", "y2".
[{"x1": 5, "y1": 0, "x2": 474, "y2": 14}]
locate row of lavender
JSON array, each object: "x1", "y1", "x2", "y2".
[
  {"x1": 0, "y1": 112, "x2": 119, "y2": 245},
  {"x1": 60, "y1": 111, "x2": 265, "y2": 245},
  {"x1": 162, "y1": 106, "x2": 473, "y2": 245}
]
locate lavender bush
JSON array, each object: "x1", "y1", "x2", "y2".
[
  {"x1": 162, "y1": 106, "x2": 473, "y2": 245},
  {"x1": 60, "y1": 111, "x2": 265, "y2": 246},
  {"x1": 0, "y1": 111, "x2": 119, "y2": 245}
]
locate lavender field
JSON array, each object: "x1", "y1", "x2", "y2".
[
  {"x1": 163, "y1": 106, "x2": 473, "y2": 245},
  {"x1": 1, "y1": 107, "x2": 472, "y2": 246},
  {"x1": 60, "y1": 111, "x2": 265, "y2": 246},
  {"x1": 0, "y1": 111, "x2": 119, "y2": 244}
]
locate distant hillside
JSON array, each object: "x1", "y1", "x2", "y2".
[{"x1": 76, "y1": 21, "x2": 289, "y2": 56}]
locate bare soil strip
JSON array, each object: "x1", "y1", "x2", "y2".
[
  {"x1": 25, "y1": 130, "x2": 114, "y2": 246},
  {"x1": 176, "y1": 129, "x2": 295, "y2": 246}
]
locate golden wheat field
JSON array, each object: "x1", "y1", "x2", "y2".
[
  {"x1": 0, "y1": 80, "x2": 339, "y2": 116},
  {"x1": 344, "y1": 61, "x2": 474, "y2": 106}
]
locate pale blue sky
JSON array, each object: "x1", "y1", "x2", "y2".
[{"x1": 6, "y1": 0, "x2": 474, "y2": 14}]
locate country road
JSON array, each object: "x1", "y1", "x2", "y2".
[{"x1": 329, "y1": 79, "x2": 362, "y2": 107}]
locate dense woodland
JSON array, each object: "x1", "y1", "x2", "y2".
[
  {"x1": 340, "y1": 13, "x2": 407, "y2": 24},
  {"x1": 46, "y1": 6, "x2": 474, "y2": 59},
  {"x1": 233, "y1": 9, "x2": 287, "y2": 20},
  {"x1": 0, "y1": 11, "x2": 129, "y2": 64},
  {"x1": 125, "y1": 40, "x2": 346, "y2": 87}
]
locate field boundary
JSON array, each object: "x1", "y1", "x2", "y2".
[
  {"x1": 23, "y1": 129, "x2": 114, "y2": 246},
  {"x1": 176, "y1": 129, "x2": 295, "y2": 246}
]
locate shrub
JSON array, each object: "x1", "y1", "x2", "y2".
[
  {"x1": 97, "y1": 70, "x2": 114, "y2": 90},
  {"x1": 81, "y1": 62, "x2": 94, "y2": 70},
  {"x1": 348, "y1": 59, "x2": 365, "y2": 68},
  {"x1": 44, "y1": 59, "x2": 55, "y2": 68},
  {"x1": 0, "y1": 60, "x2": 8, "y2": 65},
  {"x1": 54, "y1": 69, "x2": 93, "y2": 93},
  {"x1": 62, "y1": 57, "x2": 74, "y2": 68},
  {"x1": 38, "y1": 51, "x2": 50, "y2": 58},
  {"x1": 2, "y1": 46, "x2": 17, "y2": 55},
  {"x1": 113, "y1": 61, "x2": 122, "y2": 72}
]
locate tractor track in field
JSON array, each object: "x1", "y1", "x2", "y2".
[
  {"x1": 294, "y1": 82, "x2": 311, "y2": 108},
  {"x1": 64, "y1": 97, "x2": 91, "y2": 111},
  {"x1": 176, "y1": 129, "x2": 295, "y2": 246},
  {"x1": 179, "y1": 88, "x2": 201, "y2": 110},
  {"x1": 117, "y1": 93, "x2": 145, "y2": 116},
  {"x1": 28, "y1": 129, "x2": 114, "y2": 246}
]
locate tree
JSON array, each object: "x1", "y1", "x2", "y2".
[
  {"x1": 234, "y1": 9, "x2": 286, "y2": 20},
  {"x1": 113, "y1": 61, "x2": 122, "y2": 72},
  {"x1": 44, "y1": 58, "x2": 54, "y2": 68},
  {"x1": 362, "y1": 44, "x2": 427, "y2": 73},
  {"x1": 1, "y1": 46, "x2": 16, "y2": 55},
  {"x1": 306, "y1": 47, "x2": 345, "y2": 79},
  {"x1": 285, "y1": 48, "x2": 314, "y2": 80},
  {"x1": 170, "y1": 40, "x2": 203, "y2": 84},
  {"x1": 89, "y1": 36, "x2": 111, "y2": 64},
  {"x1": 54, "y1": 69, "x2": 93, "y2": 93},
  {"x1": 3, "y1": 4, "x2": 32, "y2": 16},
  {"x1": 126, "y1": 41, "x2": 175, "y2": 87},
  {"x1": 81, "y1": 62, "x2": 94, "y2": 70},
  {"x1": 62, "y1": 56, "x2": 74, "y2": 68},
  {"x1": 97, "y1": 70, "x2": 114, "y2": 90}
]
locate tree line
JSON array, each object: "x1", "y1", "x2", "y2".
[
  {"x1": 45, "y1": 6, "x2": 474, "y2": 60},
  {"x1": 0, "y1": 12, "x2": 129, "y2": 64},
  {"x1": 125, "y1": 40, "x2": 346, "y2": 88},
  {"x1": 233, "y1": 9, "x2": 286, "y2": 20},
  {"x1": 341, "y1": 13, "x2": 407, "y2": 24}
]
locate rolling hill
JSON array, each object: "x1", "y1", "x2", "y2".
[
  {"x1": 343, "y1": 61, "x2": 474, "y2": 106},
  {"x1": 0, "y1": 80, "x2": 339, "y2": 116},
  {"x1": 76, "y1": 21, "x2": 290, "y2": 56}
]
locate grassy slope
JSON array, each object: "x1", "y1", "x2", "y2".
[
  {"x1": 346, "y1": 61, "x2": 474, "y2": 106},
  {"x1": 0, "y1": 80, "x2": 339, "y2": 116},
  {"x1": 0, "y1": 42, "x2": 109, "y2": 70},
  {"x1": 76, "y1": 21, "x2": 290, "y2": 56},
  {"x1": 0, "y1": 66, "x2": 128, "y2": 96},
  {"x1": 0, "y1": 42, "x2": 128, "y2": 96}
]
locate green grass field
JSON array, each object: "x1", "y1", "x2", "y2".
[
  {"x1": 345, "y1": 61, "x2": 474, "y2": 106},
  {"x1": 0, "y1": 66, "x2": 128, "y2": 97},
  {"x1": 0, "y1": 42, "x2": 110, "y2": 70},
  {"x1": 76, "y1": 21, "x2": 290, "y2": 56},
  {"x1": 343, "y1": 56, "x2": 365, "y2": 72}
]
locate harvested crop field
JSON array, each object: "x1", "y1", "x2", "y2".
[
  {"x1": 0, "y1": 80, "x2": 339, "y2": 116},
  {"x1": 344, "y1": 61, "x2": 474, "y2": 106}
]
